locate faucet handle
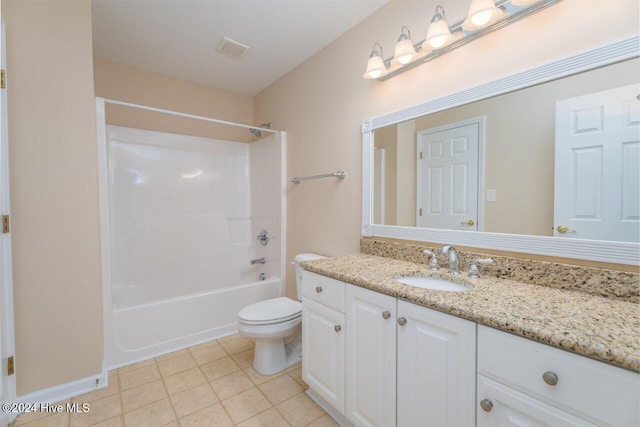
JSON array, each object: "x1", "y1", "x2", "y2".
[
  {"x1": 423, "y1": 249, "x2": 439, "y2": 271},
  {"x1": 468, "y1": 258, "x2": 493, "y2": 278},
  {"x1": 440, "y1": 244, "x2": 454, "y2": 254}
]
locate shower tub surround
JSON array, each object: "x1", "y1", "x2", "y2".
[
  {"x1": 101, "y1": 125, "x2": 285, "y2": 368},
  {"x1": 300, "y1": 239, "x2": 640, "y2": 372}
]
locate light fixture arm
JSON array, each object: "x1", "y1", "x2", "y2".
[
  {"x1": 431, "y1": 5, "x2": 446, "y2": 23},
  {"x1": 370, "y1": 42, "x2": 384, "y2": 59},
  {"x1": 397, "y1": 25, "x2": 412, "y2": 42}
]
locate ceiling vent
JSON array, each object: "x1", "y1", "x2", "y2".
[{"x1": 216, "y1": 36, "x2": 251, "y2": 60}]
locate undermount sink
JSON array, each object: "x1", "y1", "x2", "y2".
[{"x1": 394, "y1": 276, "x2": 473, "y2": 292}]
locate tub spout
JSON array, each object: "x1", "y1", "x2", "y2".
[{"x1": 250, "y1": 258, "x2": 266, "y2": 265}]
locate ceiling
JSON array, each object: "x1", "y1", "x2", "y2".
[{"x1": 91, "y1": 0, "x2": 390, "y2": 96}]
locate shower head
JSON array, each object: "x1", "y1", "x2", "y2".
[{"x1": 249, "y1": 122, "x2": 271, "y2": 138}]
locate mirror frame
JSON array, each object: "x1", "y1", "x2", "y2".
[{"x1": 362, "y1": 35, "x2": 640, "y2": 266}]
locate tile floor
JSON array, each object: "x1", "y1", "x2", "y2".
[{"x1": 12, "y1": 334, "x2": 338, "y2": 427}]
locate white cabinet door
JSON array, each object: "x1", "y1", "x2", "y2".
[
  {"x1": 477, "y1": 375, "x2": 596, "y2": 427},
  {"x1": 346, "y1": 286, "x2": 397, "y2": 427},
  {"x1": 302, "y1": 297, "x2": 345, "y2": 413},
  {"x1": 397, "y1": 300, "x2": 476, "y2": 427}
]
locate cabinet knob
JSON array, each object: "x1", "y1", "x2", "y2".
[
  {"x1": 397, "y1": 317, "x2": 407, "y2": 326},
  {"x1": 542, "y1": 371, "x2": 558, "y2": 386},
  {"x1": 334, "y1": 324, "x2": 342, "y2": 333},
  {"x1": 382, "y1": 310, "x2": 391, "y2": 319},
  {"x1": 480, "y1": 399, "x2": 493, "y2": 412},
  {"x1": 315, "y1": 286, "x2": 323, "y2": 293}
]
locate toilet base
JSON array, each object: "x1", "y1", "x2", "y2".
[
  {"x1": 252, "y1": 328, "x2": 302, "y2": 375},
  {"x1": 253, "y1": 334, "x2": 302, "y2": 375},
  {"x1": 238, "y1": 320, "x2": 302, "y2": 376}
]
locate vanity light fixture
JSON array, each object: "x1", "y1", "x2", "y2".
[
  {"x1": 363, "y1": 42, "x2": 389, "y2": 79},
  {"x1": 363, "y1": 0, "x2": 562, "y2": 81},
  {"x1": 425, "y1": 5, "x2": 454, "y2": 49},
  {"x1": 511, "y1": 0, "x2": 545, "y2": 5},
  {"x1": 393, "y1": 26, "x2": 417, "y2": 65},
  {"x1": 463, "y1": 0, "x2": 506, "y2": 30}
]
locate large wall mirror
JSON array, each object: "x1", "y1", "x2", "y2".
[{"x1": 362, "y1": 36, "x2": 640, "y2": 265}]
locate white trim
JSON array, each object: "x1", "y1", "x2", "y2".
[
  {"x1": 362, "y1": 35, "x2": 640, "y2": 265},
  {"x1": 306, "y1": 389, "x2": 354, "y2": 427},
  {"x1": 280, "y1": 131, "x2": 288, "y2": 293},
  {"x1": 0, "y1": 14, "x2": 17, "y2": 423},
  {"x1": 15, "y1": 369, "x2": 108, "y2": 407},
  {"x1": 95, "y1": 98, "x2": 114, "y2": 379}
]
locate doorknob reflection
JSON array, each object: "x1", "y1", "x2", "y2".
[{"x1": 556, "y1": 225, "x2": 576, "y2": 234}]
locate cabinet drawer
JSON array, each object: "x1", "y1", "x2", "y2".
[
  {"x1": 478, "y1": 325, "x2": 639, "y2": 426},
  {"x1": 477, "y1": 375, "x2": 595, "y2": 426},
  {"x1": 300, "y1": 270, "x2": 345, "y2": 313}
]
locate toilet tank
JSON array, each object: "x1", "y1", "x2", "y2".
[{"x1": 292, "y1": 253, "x2": 326, "y2": 300}]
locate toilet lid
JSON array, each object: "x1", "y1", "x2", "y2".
[{"x1": 238, "y1": 297, "x2": 302, "y2": 325}]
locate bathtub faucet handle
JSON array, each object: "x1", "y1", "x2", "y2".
[{"x1": 256, "y1": 229, "x2": 271, "y2": 246}]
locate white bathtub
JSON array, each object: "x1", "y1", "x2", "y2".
[{"x1": 106, "y1": 277, "x2": 281, "y2": 368}]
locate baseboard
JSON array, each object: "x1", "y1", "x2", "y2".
[
  {"x1": 306, "y1": 389, "x2": 354, "y2": 427},
  {"x1": 14, "y1": 362, "x2": 108, "y2": 409}
]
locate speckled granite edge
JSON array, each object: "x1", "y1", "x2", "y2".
[
  {"x1": 360, "y1": 238, "x2": 640, "y2": 303},
  {"x1": 301, "y1": 253, "x2": 640, "y2": 372}
]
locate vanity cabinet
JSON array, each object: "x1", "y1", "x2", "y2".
[
  {"x1": 338, "y1": 281, "x2": 476, "y2": 427},
  {"x1": 345, "y1": 286, "x2": 397, "y2": 427},
  {"x1": 396, "y1": 300, "x2": 476, "y2": 427},
  {"x1": 301, "y1": 271, "x2": 346, "y2": 413},
  {"x1": 302, "y1": 269, "x2": 639, "y2": 427},
  {"x1": 477, "y1": 325, "x2": 640, "y2": 427}
]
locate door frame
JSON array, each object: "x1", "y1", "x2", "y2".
[
  {"x1": 416, "y1": 116, "x2": 485, "y2": 231},
  {"x1": 0, "y1": 12, "x2": 17, "y2": 424}
]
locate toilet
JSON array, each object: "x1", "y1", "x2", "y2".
[{"x1": 237, "y1": 253, "x2": 325, "y2": 375}]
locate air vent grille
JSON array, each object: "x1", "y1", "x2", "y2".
[{"x1": 216, "y1": 36, "x2": 250, "y2": 60}]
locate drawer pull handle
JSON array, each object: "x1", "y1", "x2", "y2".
[
  {"x1": 397, "y1": 317, "x2": 407, "y2": 326},
  {"x1": 382, "y1": 310, "x2": 391, "y2": 320},
  {"x1": 480, "y1": 399, "x2": 493, "y2": 412},
  {"x1": 542, "y1": 371, "x2": 558, "y2": 386},
  {"x1": 334, "y1": 324, "x2": 342, "y2": 333},
  {"x1": 315, "y1": 286, "x2": 323, "y2": 293}
]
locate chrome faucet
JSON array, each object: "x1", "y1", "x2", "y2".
[
  {"x1": 250, "y1": 258, "x2": 266, "y2": 265},
  {"x1": 422, "y1": 249, "x2": 439, "y2": 271},
  {"x1": 441, "y1": 245, "x2": 460, "y2": 275}
]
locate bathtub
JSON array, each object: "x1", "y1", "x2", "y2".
[{"x1": 106, "y1": 276, "x2": 281, "y2": 368}]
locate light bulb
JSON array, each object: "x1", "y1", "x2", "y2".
[
  {"x1": 471, "y1": 10, "x2": 492, "y2": 26},
  {"x1": 395, "y1": 39, "x2": 415, "y2": 64},
  {"x1": 393, "y1": 26, "x2": 416, "y2": 65},
  {"x1": 426, "y1": 10, "x2": 453, "y2": 50},
  {"x1": 463, "y1": 0, "x2": 504, "y2": 31},
  {"x1": 363, "y1": 44, "x2": 388, "y2": 79}
]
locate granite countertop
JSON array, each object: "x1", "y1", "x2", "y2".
[{"x1": 301, "y1": 253, "x2": 640, "y2": 372}]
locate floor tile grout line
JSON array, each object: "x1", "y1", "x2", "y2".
[
  {"x1": 189, "y1": 338, "x2": 237, "y2": 425},
  {"x1": 157, "y1": 356, "x2": 180, "y2": 427},
  {"x1": 14, "y1": 335, "x2": 329, "y2": 427}
]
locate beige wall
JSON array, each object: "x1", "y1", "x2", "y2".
[
  {"x1": 93, "y1": 59, "x2": 254, "y2": 141},
  {"x1": 254, "y1": 0, "x2": 640, "y2": 297},
  {"x1": 4, "y1": 1, "x2": 103, "y2": 394}
]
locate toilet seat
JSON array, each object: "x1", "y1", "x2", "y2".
[{"x1": 238, "y1": 297, "x2": 302, "y2": 325}]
